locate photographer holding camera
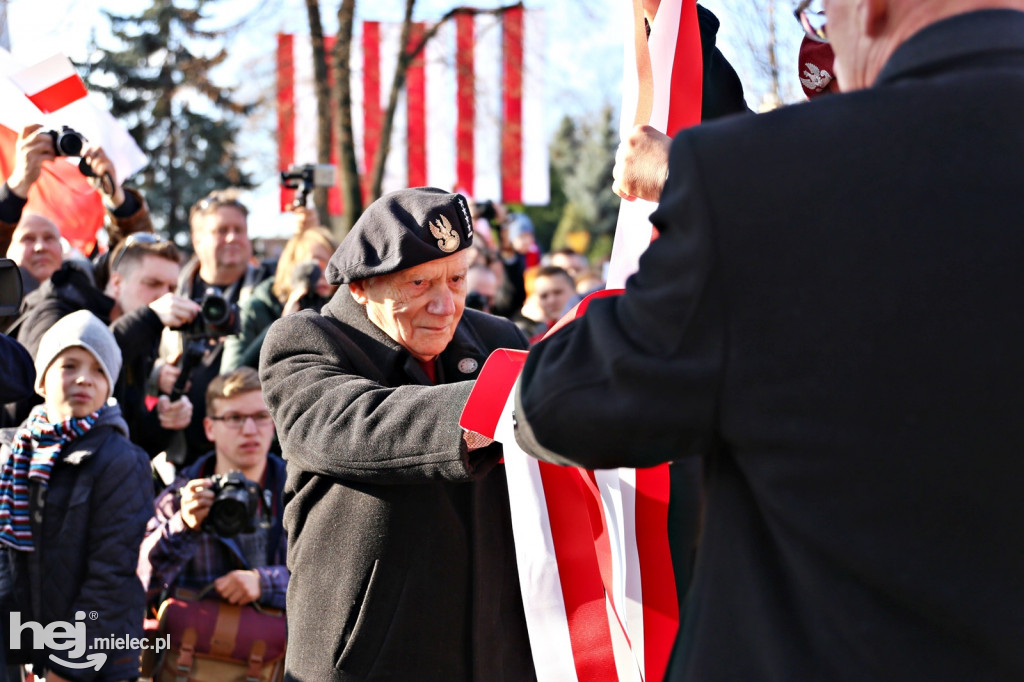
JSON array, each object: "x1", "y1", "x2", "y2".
[
  {"x1": 1, "y1": 124, "x2": 153, "y2": 295},
  {"x1": 160, "y1": 190, "x2": 270, "y2": 463},
  {"x1": 138, "y1": 367, "x2": 288, "y2": 609}
]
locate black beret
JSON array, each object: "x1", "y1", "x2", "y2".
[{"x1": 325, "y1": 187, "x2": 475, "y2": 284}]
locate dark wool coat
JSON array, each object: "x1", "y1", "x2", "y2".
[
  {"x1": 260, "y1": 292, "x2": 534, "y2": 682},
  {"x1": 1, "y1": 405, "x2": 153, "y2": 681},
  {"x1": 516, "y1": 10, "x2": 1024, "y2": 682}
]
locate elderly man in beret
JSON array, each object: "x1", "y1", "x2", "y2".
[{"x1": 260, "y1": 187, "x2": 534, "y2": 682}]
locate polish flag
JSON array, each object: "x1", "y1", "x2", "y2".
[
  {"x1": 277, "y1": 6, "x2": 549, "y2": 213},
  {"x1": 8, "y1": 53, "x2": 88, "y2": 114},
  {"x1": 460, "y1": 1, "x2": 703, "y2": 680}
]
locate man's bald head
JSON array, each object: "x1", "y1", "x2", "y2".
[
  {"x1": 824, "y1": 0, "x2": 1024, "y2": 90},
  {"x1": 7, "y1": 213, "x2": 62, "y2": 284}
]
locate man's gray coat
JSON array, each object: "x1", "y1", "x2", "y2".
[{"x1": 260, "y1": 292, "x2": 533, "y2": 681}]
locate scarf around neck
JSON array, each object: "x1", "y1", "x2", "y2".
[{"x1": 0, "y1": 404, "x2": 103, "y2": 551}]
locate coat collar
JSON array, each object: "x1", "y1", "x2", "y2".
[
  {"x1": 61, "y1": 403, "x2": 129, "y2": 466},
  {"x1": 876, "y1": 10, "x2": 1024, "y2": 86},
  {"x1": 323, "y1": 291, "x2": 490, "y2": 386}
]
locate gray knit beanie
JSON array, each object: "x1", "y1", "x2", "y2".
[{"x1": 34, "y1": 310, "x2": 121, "y2": 400}]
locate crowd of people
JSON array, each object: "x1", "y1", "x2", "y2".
[{"x1": 1, "y1": 0, "x2": 1024, "y2": 679}]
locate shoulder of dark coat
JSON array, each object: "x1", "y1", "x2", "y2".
[{"x1": 460, "y1": 308, "x2": 530, "y2": 351}]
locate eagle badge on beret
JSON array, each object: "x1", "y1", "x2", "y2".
[{"x1": 429, "y1": 215, "x2": 461, "y2": 253}]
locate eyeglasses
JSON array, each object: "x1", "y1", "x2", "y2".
[
  {"x1": 111, "y1": 232, "x2": 166, "y2": 272},
  {"x1": 209, "y1": 411, "x2": 274, "y2": 429},
  {"x1": 794, "y1": 0, "x2": 827, "y2": 43}
]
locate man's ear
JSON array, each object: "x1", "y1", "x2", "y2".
[
  {"x1": 203, "y1": 416, "x2": 215, "y2": 442},
  {"x1": 349, "y1": 281, "x2": 368, "y2": 305},
  {"x1": 106, "y1": 270, "x2": 123, "y2": 298}
]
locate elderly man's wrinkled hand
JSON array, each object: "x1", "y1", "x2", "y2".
[
  {"x1": 215, "y1": 569, "x2": 262, "y2": 605},
  {"x1": 612, "y1": 124, "x2": 671, "y2": 203}
]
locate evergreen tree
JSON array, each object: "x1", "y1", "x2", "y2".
[
  {"x1": 83, "y1": 0, "x2": 254, "y2": 240},
  {"x1": 547, "y1": 106, "x2": 619, "y2": 260}
]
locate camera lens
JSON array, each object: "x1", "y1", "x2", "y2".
[
  {"x1": 209, "y1": 497, "x2": 249, "y2": 537},
  {"x1": 57, "y1": 132, "x2": 83, "y2": 157},
  {"x1": 201, "y1": 295, "x2": 229, "y2": 325}
]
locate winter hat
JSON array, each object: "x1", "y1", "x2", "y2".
[
  {"x1": 34, "y1": 310, "x2": 121, "y2": 400},
  {"x1": 325, "y1": 187, "x2": 474, "y2": 284},
  {"x1": 798, "y1": 34, "x2": 839, "y2": 99}
]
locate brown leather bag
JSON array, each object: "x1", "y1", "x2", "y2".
[{"x1": 147, "y1": 587, "x2": 286, "y2": 682}]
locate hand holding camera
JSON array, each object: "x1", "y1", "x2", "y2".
[
  {"x1": 179, "y1": 477, "x2": 215, "y2": 531},
  {"x1": 6, "y1": 124, "x2": 56, "y2": 198},
  {"x1": 180, "y1": 472, "x2": 270, "y2": 537}
]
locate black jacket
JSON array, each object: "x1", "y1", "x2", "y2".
[
  {"x1": 516, "y1": 10, "x2": 1024, "y2": 681},
  {"x1": 260, "y1": 293, "x2": 534, "y2": 681},
  {"x1": 2, "y1": 405, "x2": 153, "y2": 681}
]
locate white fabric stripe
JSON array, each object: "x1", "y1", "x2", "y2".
[
  {"x1": 425, "y1": 20, "x2": 457, "y2": 193},
  {"x1": 351, "y1": 26, "x2": 365, "y2": 177},
  {"x1": 607, "y1": 594, "x2": 643, "y2": 682},
  {"x1": 647, "y1": 0, "x2": 683, "y2": 133},
  {"x1": 595, "y1": 468, "x2": 646, "y2": 679},
  {"x1": 607, "y1": 0, "x2": 661, "y2": 290},
  {"x1": 9, "y1": 53, "x2": 75, "y2": 94},
  {"x1": 520, "y1": 9, "x2": 549, "y2": 205},
  {"x1": 292, "y1": 34, "x2": 317, "y2": 168},
  {"x1": 378, "y1": 22, "x2": 407, "y2": 193},
  {"x1": 472, "y1": 13, "x2": 502, "y2": 202},
  {"x1": 497, "y1": 379, "x2": 579, "y2": 682}
]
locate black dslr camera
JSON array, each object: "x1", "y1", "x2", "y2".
[
  {"x1": 174, "y1": 288, "x2": 240, "y2": 340},
  {"x1": 0, "y1": 258, "x2": 23, "y2": 319},
  {"x1": 169, "y1": 288, "x2": 241, "y2": 401},
  {"x1": 206, "y1": 472, "x2": 272, "y2": 537},
  {"x1": 280, "y1": 163, "x2": 337, "y2": 209},
  {"x1": 46, "y1": 126, "x2": 114, "y2": 195}
]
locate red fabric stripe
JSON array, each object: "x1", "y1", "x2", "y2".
[
  {"x1": 579, "y1": 470, "x2": 617, "y2": 623},
  {"x1": 455, "y1": 12, "x2": 475, "y2": 198},
  {"x1": 539, "y1": 463, "x2": 620, "y2": 681},
  {"x1": 324, "y1": 35, "x2": 343, "y2": 216},
  {"x1": 458, "y1": 349, "x2": 528, "y2": 439},
  {"x1": 636, "y1": 465, "x2": 679, "y2": 680},
  {"x1": 406, "y1": 23, "x2": 428, "y2": 188},
  {"x1": 363, "y1": 22, "x2": 382, "y2": 203},
  {"x1": 277, "y1": 34, "x2": 296, "y2": 212},
  {"x1": 665, "y1": 0, "x2": 703, "y2": 136},
  {"x1": 501, "y1": 6, "x2": 524, "y2": 203},
  {"x1": 25, "y1": 74, "x2": 87, "y2": 114}
]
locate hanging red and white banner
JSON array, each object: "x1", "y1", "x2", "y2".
[
  {"x1": 277, "y1": 7, "x2": 549, "y2": 214},
  {"x1": 460, "y1": 2, "x2": 703, "y2": 680}
]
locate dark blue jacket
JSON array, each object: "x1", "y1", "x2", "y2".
[{"x1": 2, "y1": 404, "x2": 152, "y2": 681}]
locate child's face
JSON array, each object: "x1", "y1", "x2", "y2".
[{"x1": 41, "y1": 347, "x2": 109, "y2": 421}]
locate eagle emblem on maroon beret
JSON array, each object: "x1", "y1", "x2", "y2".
[{"x1": 429, "y1": 215, "x2": 461, "y2": 253}]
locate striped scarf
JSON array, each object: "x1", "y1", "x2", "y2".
[{"x1": 0, "y1": 404, "x2": 101, "y2": 551}]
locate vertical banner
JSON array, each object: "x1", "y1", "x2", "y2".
[{"x1": 276, "y1": 8, "x2": 550, "y2": 214}]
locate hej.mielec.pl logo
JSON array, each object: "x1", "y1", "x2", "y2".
[{"x1": 9, "y1": 611, "x2": 107, "y2": 671}]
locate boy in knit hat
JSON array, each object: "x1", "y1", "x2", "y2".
[{"x1": 0, "y1": 310, "x2": 152, "y2": 681}]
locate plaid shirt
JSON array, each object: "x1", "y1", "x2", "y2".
[{"x1": 137, "y1": 452, "x2": 289, "y2": 610}]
